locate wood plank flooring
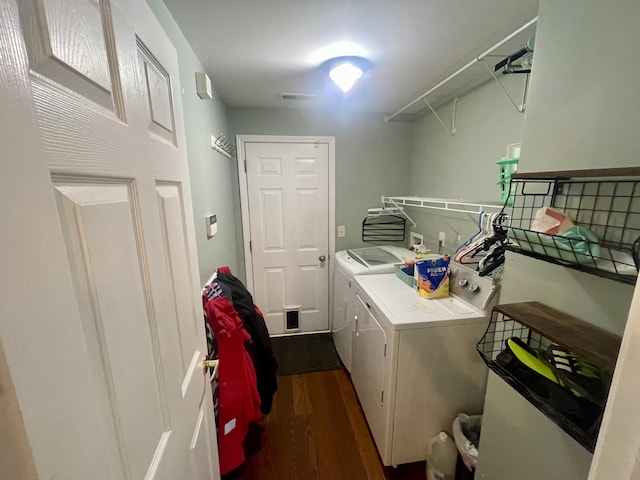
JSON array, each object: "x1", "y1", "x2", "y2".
[{"x1": 233, "y1": 369, "x2": 426, "y2": 480}]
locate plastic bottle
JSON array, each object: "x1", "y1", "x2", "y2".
[{"x1": 425, "y1": 431, "x2": 457, "y2": 480}]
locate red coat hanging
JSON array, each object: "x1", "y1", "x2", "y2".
[{"x1": 203, "y1": 280, "x2": 262, "y2": 475}]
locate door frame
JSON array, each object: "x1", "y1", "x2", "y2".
[{"x1": 236, "y1": 134, "x2": 335, "y2": 305}]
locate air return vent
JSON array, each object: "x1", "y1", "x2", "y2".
[{"x1": 280, "y1": 93, "x2": 316, "y2": 101}]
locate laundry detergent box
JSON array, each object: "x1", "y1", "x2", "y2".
[{"x1": 415, "y1": 254, "x2": 450, "y2": 299}]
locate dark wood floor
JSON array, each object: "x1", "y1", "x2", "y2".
[{"x1": 235, "y1": 369, "x2": 425, "y2": 480}]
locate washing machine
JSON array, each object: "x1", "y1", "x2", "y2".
[{"x1": 332, "y1": 246, "x2": 414, "y2": 372}]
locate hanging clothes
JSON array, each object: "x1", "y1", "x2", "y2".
[
  {"x1": 216, "y1": 268, "x2": 278, "y2": 414},
  {"x1": 204, "y1": 320, "x2": 219, "y2": 424},
  {"x1": 203, "y1": 279, "x2": 262, "y2": 476}
]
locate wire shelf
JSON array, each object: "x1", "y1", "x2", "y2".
[
  {"x1": 503, "y1": 173, "x2": 640, "y2": 284},
  {"x1": 362, "y1": 214, "x2": 406, "y2": 243},
  {"x1": 476, "y1": 307, "x2": 610, "y2": 452}
]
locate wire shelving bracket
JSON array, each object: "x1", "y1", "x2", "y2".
[
  {"x1": 423, "y1": 97, "x2": 458, "y2": 136},
  {"x1": 384, "y1": 17, "x2": 538, "y2": 123}
]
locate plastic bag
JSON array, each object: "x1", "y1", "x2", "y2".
[
  {"x1": 555, "y1": 225, "x2": 600, "y2": 262},
  {"x1": 452, "y1": 414, "x2": 482, "y2": 471},
  {"x1": 531, "y1": 206, "x2": 574, "y2": 234}
]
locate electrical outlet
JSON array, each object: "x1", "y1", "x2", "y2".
[
  {"x1": 409, "y1": 232, "x2": 424, "y2": 249},
  {"x1": 338, "y1": 225, "x2": 346, "y2": 238},
  {"x1": 438, "y1": 231, "x2": 446, "y2": 245}
]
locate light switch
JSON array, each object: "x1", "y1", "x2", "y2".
[
  {"x1": 338, "y1": 225, "x2": 346, "y2": 237},
  {"x1": 205, "y1": 214, "x2": 217, "y2": 238}
]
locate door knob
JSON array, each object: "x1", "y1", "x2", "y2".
[
  {"x1": 319, "y1": 255, "x2": 326, "y2": 262},
  {"x1": 202, "y1": 358, "x2": 219, "y2": 372}
]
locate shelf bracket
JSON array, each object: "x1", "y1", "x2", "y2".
[
  {"x1": 423, "y1": 97, "x2": 458, "y2": 136},
  {"x1": 479, "y1": 59, "x2": 530, "y2": 114},
  {"x1": 382, "y1": 197, "x2": 416, "y2": 227}
]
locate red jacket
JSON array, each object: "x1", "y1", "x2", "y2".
[{"x1": 203, "y1": 286, "x2": 262, "y2": 475}]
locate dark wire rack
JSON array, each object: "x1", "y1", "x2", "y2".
[
  {"x1": 361, "y1": 214, "x2": 406, "y2": 243},
  {"x1": 502, "y1": 168, "x2": 640, "y2": 284},
  {"x1": 476, "y1": 304, "x2": 621, "y2": 452}
]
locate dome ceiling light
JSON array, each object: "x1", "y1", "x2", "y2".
[{"x1": 326, "y1": 56, "x2": 371, "y2": 93}]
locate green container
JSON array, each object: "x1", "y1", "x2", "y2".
[
  {"x1": 497, "y1": 157, "x2": 518, "y2": 206},
  {"x1": 394, "y1": 264, "x2": 415, "y2": 288}
]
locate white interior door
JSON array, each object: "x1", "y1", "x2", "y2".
[
  {"x1": 244, "y1": 140, "x2": 331, "y2": 335},
  {"x1": 0, "y1": 1, "x2": 218, "y2": 479}
]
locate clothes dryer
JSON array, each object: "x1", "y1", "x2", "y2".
[{"x1": 332, "y1": 246, "x2": 413, "y2": 372}]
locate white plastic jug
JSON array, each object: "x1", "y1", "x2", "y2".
[{"x1": 426, "y1": 431, "x2": 457, "y2": 480}]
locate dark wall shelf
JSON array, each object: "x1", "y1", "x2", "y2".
[
  {"x1": 493, "y1": 302, "x2": 621, "y2": 373},
  {"x1": 477, "y1": 302, "x2": 622, "y2": 452},
  {"x1": 511, "y1": 167, "x2": 640, "y2": 180},
  {"x1": 503, "y1": 168, "x2": 640, "y2": 285}
]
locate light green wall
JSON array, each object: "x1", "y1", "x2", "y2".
[
  {"x1": 147, "y1": 0, "x2": 243, "y2": 284},
  {"x1": 500, "y1": 0, "x2": 639, "y2": 327},
  {"x1": 406, "y1": 0, "x2": 637, "y2": 327},
  {"x1": 408, "y1": 75, "x2": 527, "y2": 251},
  {"x1": 477, "y1": 372, "x2": 593, "y2": 480},
  {"x1": 520, "y1": 0, "x2": 640, "y2": 172},
  {"x1": 227, "y1": 107, "x2": 413, "y2": 252},
  {"x1": 476, "y1": 2, "x2": 640, "y2": 479}
]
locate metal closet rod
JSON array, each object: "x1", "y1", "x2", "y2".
[{"x1": 384, "y1": 16, "x2": 538, "y2": 122}]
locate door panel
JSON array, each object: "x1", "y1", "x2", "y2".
[
  {"x1": 0, "y1": 1, "x2": 218, "y2": 479},
  {"x1": 261, "y1": 189, "x2": 285, "y2": 250},
  {"x1": 53, "y1": 180, "x2": 167, "y2": 479},
  {"x1": 246, "y1": 141, "x2": 329, "y2": 335},
  {"x1": 297, "y1": 189, "x2": 319, "y2": 247},
  {"x1": 18, "y1": 0, "x2": 119, "y2": 111},
  {"x1": 156, "y1": 183, "x2": 199, "y2": 371},
  {"x1": 138, "y1": 40, "x2": 176, "y2": 144}
]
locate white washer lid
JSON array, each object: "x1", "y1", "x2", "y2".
[
  {"x1": 354, "y1": 274, "x2": 486, "y2": 330},
  {"x1": 347, "y1": 247, "x2": 404, "y2": 267}
]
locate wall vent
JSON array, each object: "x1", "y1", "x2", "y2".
[{"x1": 280, "y1": 93, "x2": 316, "y2": 101}]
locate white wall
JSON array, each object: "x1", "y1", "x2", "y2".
[{"x1": 228, "y1": 107, "x2": 413, "y2": 252}]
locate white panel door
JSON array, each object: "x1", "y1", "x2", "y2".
[
  {"x1": 245, "y1": 141, "x2": 330, "y2": 335},
  {"x1": 0, "y1": 1, "x2": 218, "y2": 479}
]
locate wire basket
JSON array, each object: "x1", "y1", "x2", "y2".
[
  {"x1": 503, "y1": 175, "x2": 640, "y2": 284},
  {"x1": 362, "y1": 214, "x2": 406, "y2": 243},
  {"x1": 477, "y1": 310, "x2": 604, "y2": 451}
]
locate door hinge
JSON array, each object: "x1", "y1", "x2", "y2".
[
  {"x1": 244, "y1": 160, "x2": 247, "y2": 172},
  {"x1": 384, "y1": 344, "x2": 387, "y2": 356},
  {"x1": 381, "y1": 391, "x2": 384, "y2": 404},
  {"x1": 249, "y1": 240, "x2": 252, "y2": 253}
]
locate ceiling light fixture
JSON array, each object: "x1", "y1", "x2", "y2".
[{"x1": 327, "y1": 56, "x2": 370, "y2": 93}]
